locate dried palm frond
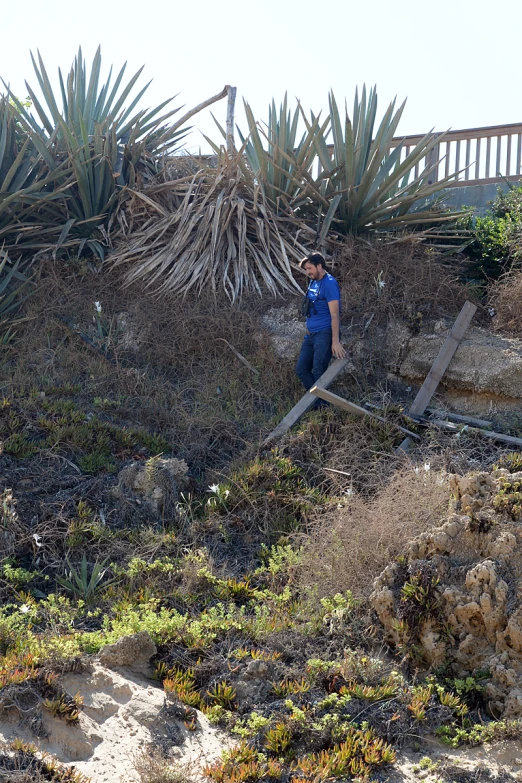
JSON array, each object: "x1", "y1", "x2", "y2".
[{"x1": 110, "y1": 155, "x2": 309, "y2": 301}]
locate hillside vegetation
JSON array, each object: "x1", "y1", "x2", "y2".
[{"x1": 2, "y1": 47, "x2": 522, "y2": 783}]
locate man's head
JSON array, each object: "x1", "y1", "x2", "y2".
[{"x1": 300, "y1": 251, "x2": 328, "y2": 280}]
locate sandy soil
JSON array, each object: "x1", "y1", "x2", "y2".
[{"x1": 0, "y1": 662, "x2": 230, "y2": 782}]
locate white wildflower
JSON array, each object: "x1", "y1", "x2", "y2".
[
  {"x1": 208, "y1": 484, "x2": 220, "y2": 494},
  {"x1": 379, "y1": 280, "x2": 385, "y2": 289},
  {"x1": 19, "y1": 604, "x2": 30, "y2": 614},
  {"x1": 223, "y1": 489, "x2": 230, "y2": 499},
  {"x1": 94, "y1": 301, "x2": 102, "y2": 313},
  {"x1": 344, "y1": 488, "x2": 354, "y2": 497},
  {"x1": 414, "y1": 467, "x2": 420, "y2": 475},
  {"x1": 32, "y1": 533, "x2": 42, "y2": 547},
  {"x1": 424, "y1": 462, "x2": 431, "y2": 472}
]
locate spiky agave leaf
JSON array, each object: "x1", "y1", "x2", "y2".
[
  {"x1": 0, "y1": 96, "x2": 71, "y2": 238},
  {"x1": 11, "y1": 47, "x2": 189, "y2": 152},
  {"x1": 236, "y1": 95, "x2": 325, "y2": 212}
]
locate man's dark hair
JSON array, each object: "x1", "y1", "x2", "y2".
[{"x1": 299, "y1": 251, "x2": 328, "y2": 271}]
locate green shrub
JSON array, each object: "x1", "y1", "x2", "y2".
[{"x1": 461, "y1": 185, "x2": 522, "y2": 279}]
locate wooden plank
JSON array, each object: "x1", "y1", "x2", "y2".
[
  {"x1": 507, "y1": 134, "x2": 512, "y2": 175},
  {"x1": 485, "y1": 136, "x2": 491, "y2": 178},
  {"x1": 517, "y1": 133, "x2": 522, "y2": 175},
  {"x1": 263, "y1": 358, "x2": 350, "y2": 445},
  {"x1": 496, "y1": 135, "x2": 502, "y2": 177},
  {"x1": 455, "y1": 140, "x2": 461, "y2": 178},
  {"x1": 465, "y1": 140, "x2": 471, "y2": 180},
  {"x1": 387, "y1": 122, "x2": 522, "y2": 146},
  {"x1": 450, "y1": 173, "x2": 522, "y2": 187},
  {"x1": 429, "y1": 419, "x2": 522, "y2": 448},
  {"x1": 425, "y1": 408, "x2": 492, "y2": 428},
  {"x1": 310, "y1": 386, "x2": 420, "y2": 440},
  {"x1": 409, "y1": 301, "x2": 477, "y2": 417},
  {"x1": 445, "y1": 141, "x2": 451, "y2": 177},
  {"x1": 475, "y1": 137, "x2": 481, "y2": 180}
]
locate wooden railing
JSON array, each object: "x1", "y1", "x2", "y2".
[{"x1": 390, "y1": 122, "x2": 522, "y2": 187}]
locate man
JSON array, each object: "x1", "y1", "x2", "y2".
[{"x1": 296, "y1": 252, "x2": 347, "y2": 391}]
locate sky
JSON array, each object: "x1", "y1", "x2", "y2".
[{"x1": 1, "y1": 0, "x2": 520, "y2": 153}]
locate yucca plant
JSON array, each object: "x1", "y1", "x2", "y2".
[
  {"x1": 110, "y1": 151, "x2": 308, "y2": 300},
  {"x1": 309, "y1": 86, "x2": 460, "y2": 239}
]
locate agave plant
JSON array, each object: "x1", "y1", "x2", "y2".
[
  {"x1": 4, "y1": 47, "x2": 219, "y2": 256},
  {"x1": 0, "y1": 96, "x2": 70, "y2": 241},
  {"x1": 56, "y1": 554, "x2": 118, "y2": 603},
  {"x1": 0, "y1": 251, "x2": 33, "y2": 344},
  {"x1": 235, "y1": 95, "x2": 325, "y2": 213},
  {"x1": 310, "y1": 87, "x2": 459, "y2": 239}
]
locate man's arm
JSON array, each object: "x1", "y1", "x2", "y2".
[{"x1": 328, "y1": 299, "x2": 347, "y2": 359}]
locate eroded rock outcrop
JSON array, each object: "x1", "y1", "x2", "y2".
[
  {"x1": 399, "y1": 326, "x2": 522, "y2": 399},
  {"x1": 371, "y1": 468, "x2": 522, "y2": 717}
]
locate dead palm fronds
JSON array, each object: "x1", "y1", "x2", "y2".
[{"x1": 110, "y1": 155, "x2": 310, "y2": 301}]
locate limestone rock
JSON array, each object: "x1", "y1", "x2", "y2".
[
  {"x1": 371, "y1": 469, "x2": 522, "y2": 716},
  {"x1": 98, "y1": 631, "x2": 157, "y2": 674},
  {"x1": 115, "y1": 457, "x2": 188, "y2": 515},
  {"x1": 399, "y1": 327, "x2": 522, "y2": 399},
  {"x1": 261, "y1": 304, "x2": 307, "y2": 359}
]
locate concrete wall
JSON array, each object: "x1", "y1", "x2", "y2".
[{"x1": 441, "y1": 180, "x2": 522, "y2": 215}]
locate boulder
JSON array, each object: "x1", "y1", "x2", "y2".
[
  {"x1": 98, "y1": 631, "x2": 157, "y2": 674},
  {"x1": 114, "y1": 457, "x2": 188, "y2": 516},
  {"x1": 399, "y1": 326, "x2": 522, "y2": 399}
]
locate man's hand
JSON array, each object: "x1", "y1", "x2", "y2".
[{"x1": 332, "y1": 340, "x2": 347, "y2": 359}]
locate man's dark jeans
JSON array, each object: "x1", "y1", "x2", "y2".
[{"x1": 296, "y1": 329, "x2": 333, "y2": 391}]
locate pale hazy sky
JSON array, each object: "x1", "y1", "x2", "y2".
[{"x1": 1, "y1": 0, "x2": 520, "y2": 152}]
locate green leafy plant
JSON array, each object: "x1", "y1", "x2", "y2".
[
  {"x1": 494, "y1": 452, "x2": 522, "y2": 473},
  {"x1": 264, "y1": 721, "x2": 292, "y2": 755},
  {"x1": 461, "y1": 185, "x2": 522, "y2": 279}
]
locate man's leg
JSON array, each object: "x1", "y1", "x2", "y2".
[
  {"x1": 296, "y1": 335, "x2": 315, "y2": 390},
  {"x1": 312, "y1": 329, "x2": 333, "y2": 382},
  {"x1": 311, "y1": 330, "x2": 333, "y2": 409}
]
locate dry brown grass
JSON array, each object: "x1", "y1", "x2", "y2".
[
  {"x1": 134, "y1": 749, "x2": 198, "y2": 783},
  {"x1": 297, "y1": 467, "x2": 449, "y2": 600},
  {"x1": 331, "y1": 236, "x2": 472, "y2": 327},
  {"x1": 489, "y1": 268, "x2": 522, "y2": 336},
  {"x1": 4, "y1": 260, "x2": 299, "y2": 477}
]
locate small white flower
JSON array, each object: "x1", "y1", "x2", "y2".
[
  {"x1": 223, "y1": 489, "x2": 230, "y2": 499},
  {"x1": 424, "y1": 462, "x2": 431, "y2": 472},
  {"x1": 94, "y1": 301, "x2": 102, "y2": 313},
  {"x1": 32, "y1": 533, "x2": 42, "y2": 547},
  {"x1": 208, "y1": 484, "x2": 220, "y2": 494},
  {"x1": 19, "y1": 604, "x2": 30, "y2": 614},
  {"x1": 414, "y1": 467, "x2": 420, "y2": 475},
  {"x1": 379, "y1": 280, "x2": 385, "y2": 289},
  {"x1": 344, "y1": 488, "x2": 354, "y2": 496}
]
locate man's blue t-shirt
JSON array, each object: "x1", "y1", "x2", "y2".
[{"x1": 306, "y1": 273, "x2": 341, "y2": 333}]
